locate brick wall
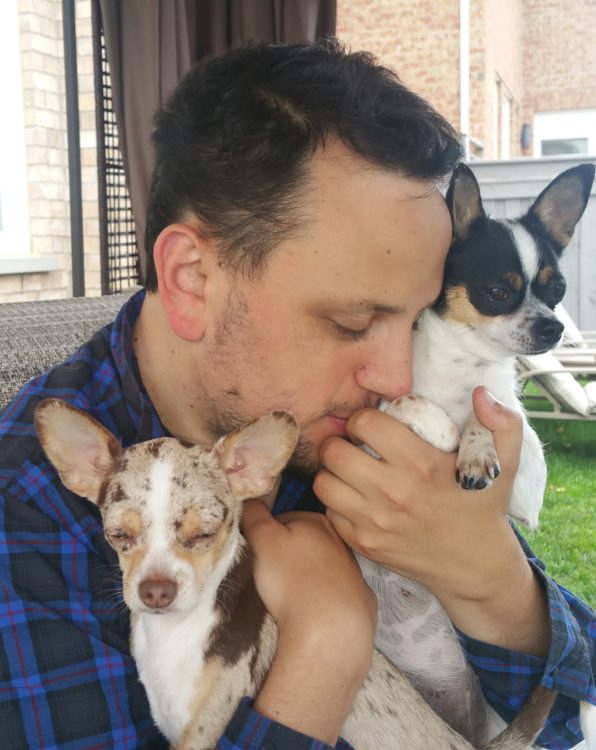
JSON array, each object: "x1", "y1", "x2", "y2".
[
  {"x1": 479, "y1": 0, "x2": 524, "y2": 158},
  {"x1": 522, "y1": 0, "x2": 596, "y2": 152},
  {"x1": 3, "y1": 1, "x2": 595, "y2": 303},
  {"x1": 337, "y1": 0, "x2": 518, "y2": 157},
  {"x1": 0, "y1": 0, "x2": 100, "y2": 303},
  {"x1": 336, "y1": 0, "x2": 461, "y2": 130},
  {"x1": 338, "y1": 0, "x2": 596, "y2": 160},
  {"x1": 468, "y1": 0, "x2": 487, "y2": 155}
]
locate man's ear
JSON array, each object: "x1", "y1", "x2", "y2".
[{"x1": 152, "y1": 223, "x2": 217, "y2": 341}]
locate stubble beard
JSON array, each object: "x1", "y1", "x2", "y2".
[
  {"x1": 204, "y1": 284, "x2": 324, "y2": 474},
  {"x1": 205, "y1": 402, "x2": 322, "y2": 475},
  {"x1": 205, "y1": 286, "x2": 361, "y2": 475}
]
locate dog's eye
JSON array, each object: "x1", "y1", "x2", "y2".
[
  {"x1": 552, "y1": 281, "x2": 566, "y2": 300},
  {"x1": 486, "y1": 286, "x2": 509, "y2": 302},
  {"x1": 182, "y1": 531, "x2": 217, "y2": 549},
  {"x1": 106, "y1": 529, "x2": 136, "y2": 551}
]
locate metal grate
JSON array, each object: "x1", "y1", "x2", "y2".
[{"x1": 92, "y1": 0, "x2": 140, "y2": 293}]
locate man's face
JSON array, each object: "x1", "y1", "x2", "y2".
[{"x1": 198, "y1": 143, "x2": 452, "y2": 472}]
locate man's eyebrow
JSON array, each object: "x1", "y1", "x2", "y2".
[{"x1": 326, "y1": 293, "x2": 441, "y2": 315}]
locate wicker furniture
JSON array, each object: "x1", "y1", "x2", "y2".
[{"x1": 0, "y1": 293, "x2": 133, "y2": 411}]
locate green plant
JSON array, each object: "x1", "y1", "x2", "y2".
[{"x1": 519, "y1": 417, "x2": 596, "y2": 608}]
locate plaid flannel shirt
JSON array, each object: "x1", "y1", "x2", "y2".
[{"x1": 0, "y1": 290, "x2": 594, "y2": 750}]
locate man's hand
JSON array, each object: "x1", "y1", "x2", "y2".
[
  {"x1": 241, "y1": 502, "x2": 377, "y2": 744},
  {"x1": 316, "y1": 386, "x2": 550, "y2": 656}
]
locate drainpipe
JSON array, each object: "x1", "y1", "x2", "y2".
[
  {"x1": 460, "y1": 0, "x2": 470, "y2": 160},
  {"x1": 63, "y1": 0, "x2": 85, "y2": 296}
]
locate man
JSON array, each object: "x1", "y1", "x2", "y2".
[{"x1": 0, "y1": 41, "x2": 593, "y2": 750}]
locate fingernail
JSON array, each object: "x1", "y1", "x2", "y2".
[{"x1": 485, "y1": 388, "x2": 503, "y2": 407}]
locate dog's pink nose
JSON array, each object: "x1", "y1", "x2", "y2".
[{"x1": 139, "y1": 577, "x2": 178, "y2": 609}]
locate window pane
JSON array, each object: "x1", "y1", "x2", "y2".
[{"x1": 541, "y1": 138, "x2": 589, "y2": 156}]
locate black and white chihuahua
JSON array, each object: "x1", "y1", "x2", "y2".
[{"x1": 358, "y1": 163, "x2": 595, "y2": 745}]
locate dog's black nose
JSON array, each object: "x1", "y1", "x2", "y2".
[
  {"x1": 139, "y1": 577, "x2": 178, "y2": 609},
  {"x1": 533, "y1": 317, "x2": 564, "y2": 348}
]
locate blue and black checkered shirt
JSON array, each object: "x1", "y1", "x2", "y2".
[{"x1": 0, "y1": 290, "x2": 594, "y2": 749}]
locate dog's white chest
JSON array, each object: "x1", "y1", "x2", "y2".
[
  {"x1": 132, "y1": 604, "x2": 218, "y2": 745},
  {"x1": 412, "y1": 311, "x2": 519, "y2": 423}
]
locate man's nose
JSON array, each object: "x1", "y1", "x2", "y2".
[{"x1": 354, "y1": 336, "x2": 413, "y2": 401}]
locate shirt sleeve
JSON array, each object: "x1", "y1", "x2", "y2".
[
  {"x1": 0, "y1": 487, "x2": 168, "y2": 750},
  {"x1": 458, "y1": 527, "x2": 596, "y2": 750},
  {"x1": 0, "y1": 482, "x2": 355, "y2": 750},
  {"x1": 217, "y1": 698, "x2": 354, "y2": 750}
]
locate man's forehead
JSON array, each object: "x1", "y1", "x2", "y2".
[
  {"x1": 249, "y1": 147, "x2": 451, "y2": 309},
  {"x1": 312, "y1": 140, "x2": 439, "y2": 193}
]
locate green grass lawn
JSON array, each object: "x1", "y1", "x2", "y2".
[{"x1": 517, "y1": 411, "x2": 595, "y2": 609}]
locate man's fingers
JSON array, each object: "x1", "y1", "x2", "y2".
[
  {"x1": 325, "y1": 507, "x2": 356, "y2": 549},
  {"x1": 241, "y1": 500, "x2": 279, "y2": 544},
  {"x1": 242, "y1": 504, "x2": 327, "y2": 545},
  {"x1": 345, "y1": 407, "x2": 442, "y2": 464},
  {"x1": 318, "y1": 435, "x2": 382, "y2": 492},
  {"x1": 472, "y1": 386, "x2": 523, "y2": 477},
  {"x1": 313, "y1": 466, "x2": 367, "y2": 520}
]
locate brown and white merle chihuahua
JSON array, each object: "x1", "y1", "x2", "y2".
[{"x1": 35, "y1": 399, "x2": 557, "y2": 750}]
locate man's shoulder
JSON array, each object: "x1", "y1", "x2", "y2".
[{"x1": 0, "y1": 326, "x2": 126, "y2": 497}]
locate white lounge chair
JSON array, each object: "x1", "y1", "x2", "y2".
[{"x1": 518, "y1": 306, "x2": 596, "y2": 420}]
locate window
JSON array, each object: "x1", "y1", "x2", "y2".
[
  {"x1": 534, "y1": 110, "x2": 596, "y2": 157},
  {"x1": 541, "y1": 138, "x2": 589, "y2": 156},
  {"x1": 0, "y1": 0, "x2": 30, "y2": 257}
]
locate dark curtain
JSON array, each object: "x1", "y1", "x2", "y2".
[{"x1": 99, "y1": 0, "x2": 337, "y2": 282}]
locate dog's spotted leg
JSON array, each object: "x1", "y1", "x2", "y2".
[
  {"x1": 580, "y1": 700, "x2": 596, "y2": 750},
  {"x1": 377, "y1": 395, "x2": 460, "y2": 453},
  {"x1": 456, "y1": 413, "x2": 500, "y2": 490}
]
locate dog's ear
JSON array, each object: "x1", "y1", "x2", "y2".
[
  {"x1": 446, "y1": 163, "x2": 485, "y2": 241},
  {"x1": 213, "y1": 412, "x2": 298, "y2": 501},
  {"x1": 526, "y1": 164, "x2": 595, "y2": 255},
  {"x1": 35, "y1": 399, "x2": 121, "y2": 503}
]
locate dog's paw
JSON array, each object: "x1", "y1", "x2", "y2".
[
  {"x1": 379, "y1": 395, "x2": 460, "y2": 453},
  {"x1": 456, "y1": 427, "x2": 500, "y2": 490},
  {"x1": 455, "y1": 458, "x2": 500, "y2": 490}
]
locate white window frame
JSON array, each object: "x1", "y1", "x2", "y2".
[
  {"x1": 533, "y1": 109, "x2": 596, "y2": 157},
  {"x1": 0, "y1": 0, "x2": 31, "y2": 258}
]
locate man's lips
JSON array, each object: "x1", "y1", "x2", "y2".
[
  {"x1": 323, "y1": 401, "x2": 381, "y2": 437},
  {"x1": 326, "y1": 415, "x2": 349, "y2": 435}
]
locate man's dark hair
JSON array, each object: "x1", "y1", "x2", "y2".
[{"x1": 144, "y1": 39, "x2": 463, "y2": 290}]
